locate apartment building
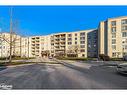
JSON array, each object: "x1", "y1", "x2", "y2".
[
  {"x1": 50, "y1": 33, "x2": 66, "y2": 57},
  {"x1": 0, "y1": 33, "x2": 10, "y2": 57},
  {"x1": 50, "y1": 29, "x2": 98, "y2": 58},
  {"x1": 29, "y1": 35, "x2": 51, "y2": 57},
  {"x1": 0, "y1": 29, "x2": 98, "y2": 58},
  {"x1": 0, "y1": 32, "x2": 28, "y2": 58},
  {"x1": 87, "y1": 29, "x2": 98, "y2": 57},
  {"x1": 98, "y1": 16, "x2": 127, "y2": 58},
  {"x1": 2, "y1": 16, "x2": 127, "y2": 58},
  {"x1": 21, "y1": 37, "x2": 29, "y2": 58}
]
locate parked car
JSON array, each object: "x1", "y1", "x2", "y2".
[{"x1": 117, "y1": 63, "x2": 127, "y2": 74}]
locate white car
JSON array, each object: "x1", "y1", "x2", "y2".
[{"x1": 117, "y1": 63, "x2": 127, "y2": 74}]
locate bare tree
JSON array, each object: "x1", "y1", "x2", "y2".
[
  {"x1": 9, "y1": 6, "x2": 13, "y2": 62},
  {"x1": 66, "y1": 45, "x2": 80, "y2": 57},
  {"x1": 41, "y1": 50, "x2": 50, "y2": 57}
]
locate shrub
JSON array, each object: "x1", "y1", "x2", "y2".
[{"x1": 99, "y1": 54, "x2": 110, "y2": 61}]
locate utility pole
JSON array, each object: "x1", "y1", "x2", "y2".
[{"x1": 9, "y1": 7, "x2": 13, "y2": 63}]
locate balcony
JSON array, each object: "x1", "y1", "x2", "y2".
[
  {"x1": 54, "y1": 43, "x2": 59, "y2": 46},
  {"x1": 55, "y1": 39, "x2": 60, "y2": 41},
  {"x1": 32, "y1": 38, "x2": 35, "y2": 40},
  {"x1": 55, "y1": 41, "x2": 60, "y2": 44},
  {"x1": 32, "y1": 47, "x2": 35, "y2": 49},
  {"x1": 36, "y1": 41, "x2": 40, "y2": 43},
  {"x1": 60, "y1": 44, "x2": 65, "y2": 46},
  {"x1": 32, "y1": 50, "x2": 35, "y2": 52},
  {"x1": 60, "y1": 48, "x2": 65, "y2": 50},
  {"x1": 32, "y1": 41, "x2": 35, "y2": 43}
]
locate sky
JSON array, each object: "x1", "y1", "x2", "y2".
[{"x1": 0, "y1": 6, "x2": 127, "y2": 36}]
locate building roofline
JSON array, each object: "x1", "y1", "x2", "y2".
[
  {"x1": 51, "y1": 28, "x2": 97, "y2": 35},
  {"x1": 1, "y1": 29, "x2": 97, "y2": 37},
  {"x1": 107, "y1": 16, "x2": 127, "y2": 20}
]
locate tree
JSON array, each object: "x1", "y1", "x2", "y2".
[
  {"x1": 99, "y1": 54, "x2": 110, "y2": 61},
  {"x1": 66, "y1": 45, "x2": 80, "y2": 57},
  {"x1": 0, "y1": 7, "x2": 26, "y2": 62},
  {"x1": 41, "y1": 50, "x2": 50, "y2": 57}
]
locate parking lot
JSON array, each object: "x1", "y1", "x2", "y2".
[{"x1": 0, "y1": 59, "x2": 127, "y2": 89}]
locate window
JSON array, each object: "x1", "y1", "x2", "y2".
[
  {"x1": 61, "y1": 38, "x2": 65, "y2": 40},
  {"x1": 68, "y1": 42, "x2": 72, "y2": 45},
  {"x1": 112, "y1": 39, "x2": 116, "y2": 44},
  {"x1": 36, "y1": 37, "x2": 40, "y2": 39},
  {"x1": 68, "y1": 38, "x2": 72, "y2": 41},
  {"x1": 75, "y1": 41, "x2": 77, "y2": 44},
  {"x1": 82, "y1": 54, "x2": 85, "y2": 57},
  {"x1": 80, "y1": 45, "x2": 85, "y2": 48},
  {"x1": 51, "y1": 43, "x2": 54, "y2": 45},
  {"x1": 80, "y1": 41, "x2": 85, "y2": 44},
  {"x1": 75, "y1": 38, "x2": 77, "y2": 40},
  {"x1": 80, "y1": 49, "x2": 85, "y2": 52},
  {"x1": 80, "y1": 37, "x2": 85, "y2": 40},
  {"x1": 122, "y1": 32, "x2": 127, "y2": 37},
  {"x1": 112, "y1": 45, "x2": 116, "y2": 50},
  {"x1": 123, "y1": 45, "x2": 127, "y2": 50},
  {"x1": 121, "y1": 19, "x2": 127, "y2": 24},
  {"x1": 111, "y1": 27, "x2": 116, "y2": 32},
  {"x1": 112, "y1": 33, "x2": 116, "y2": 38},
  {"x1": 80, "y1": 32, "x2": 85, "y2": 36},
  {"x1": 88, "y1": 36, "x2": 91, "y2": 39},
  {"x1": 122, "y1": 26, "x2": 127, "y2": 31},
  {"x1": 112, "y1": 52, "x2": 116, "y2": 57},
  {"x1": 68, "y1": 34, "x2": 72, "y2": 37},
  {"x1": 122, "y1": 40, "x2": 125, "y2": 43},
  {"x1": 111, "y1": 21, "x2": 116, "y2": 26},
  {"x1": 75, "y1": 33, "x2": 77, "y2": 36}
]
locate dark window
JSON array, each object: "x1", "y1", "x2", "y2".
[
  {"x1": 111, "y1": 27, "x2": 116, "y2": 32},
  {"x1": 80, "y1": 41, "x2": 85, "y2": 44},
  {"x1": 112, "y1": 39, "x2": 116, "y2": 44},
  {"x1": 68, "y1": 38, "x2": 72, "y2": 41},
  {"x1": 80, "y1": 45, "x2": 85, "y2": 48},
  {"x1": 80, "y1": 37, "x2": 85, "y2": 40},
  {"x1": 122, "y1": 26, "x2": 127, "y2": 31},
  {"x1": 68, "y1": 42, "x2": 72, "y2": 45},
  {"x1": 80, "y1": 32, "x2": 85, "y2": 36},
  {"x1": 80, "y1": 49, "x2": 85, "y2": 52},
  {"x1": 122, "y1": 32, "x2": 127, "y2": 37},
  {"x1": 75, "y1": 38, "x2": 77, "y2": 40},
  {"x1": 75, "y1": 33, "x2": 77, "y2": 36},
  {"x1": 68, "y1": 34, "x2": 72, "y2": 37},
  {"x1": 82, "y1": 54, "x2": 85, "y2": 57},
  {"x1": 122, "y1": 19, "x2": 127, "y2": 24},
  {"x1": 111, "y1": 21, "x2": 116, "y2": 26}
]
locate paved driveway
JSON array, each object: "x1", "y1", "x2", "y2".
[{"x1": 0, "y1": 61, "x2": 127, "y2": 89}]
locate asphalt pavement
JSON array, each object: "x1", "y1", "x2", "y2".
[{"x1": 0, "y1": 59, "x2": 127, "y2": 89}]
